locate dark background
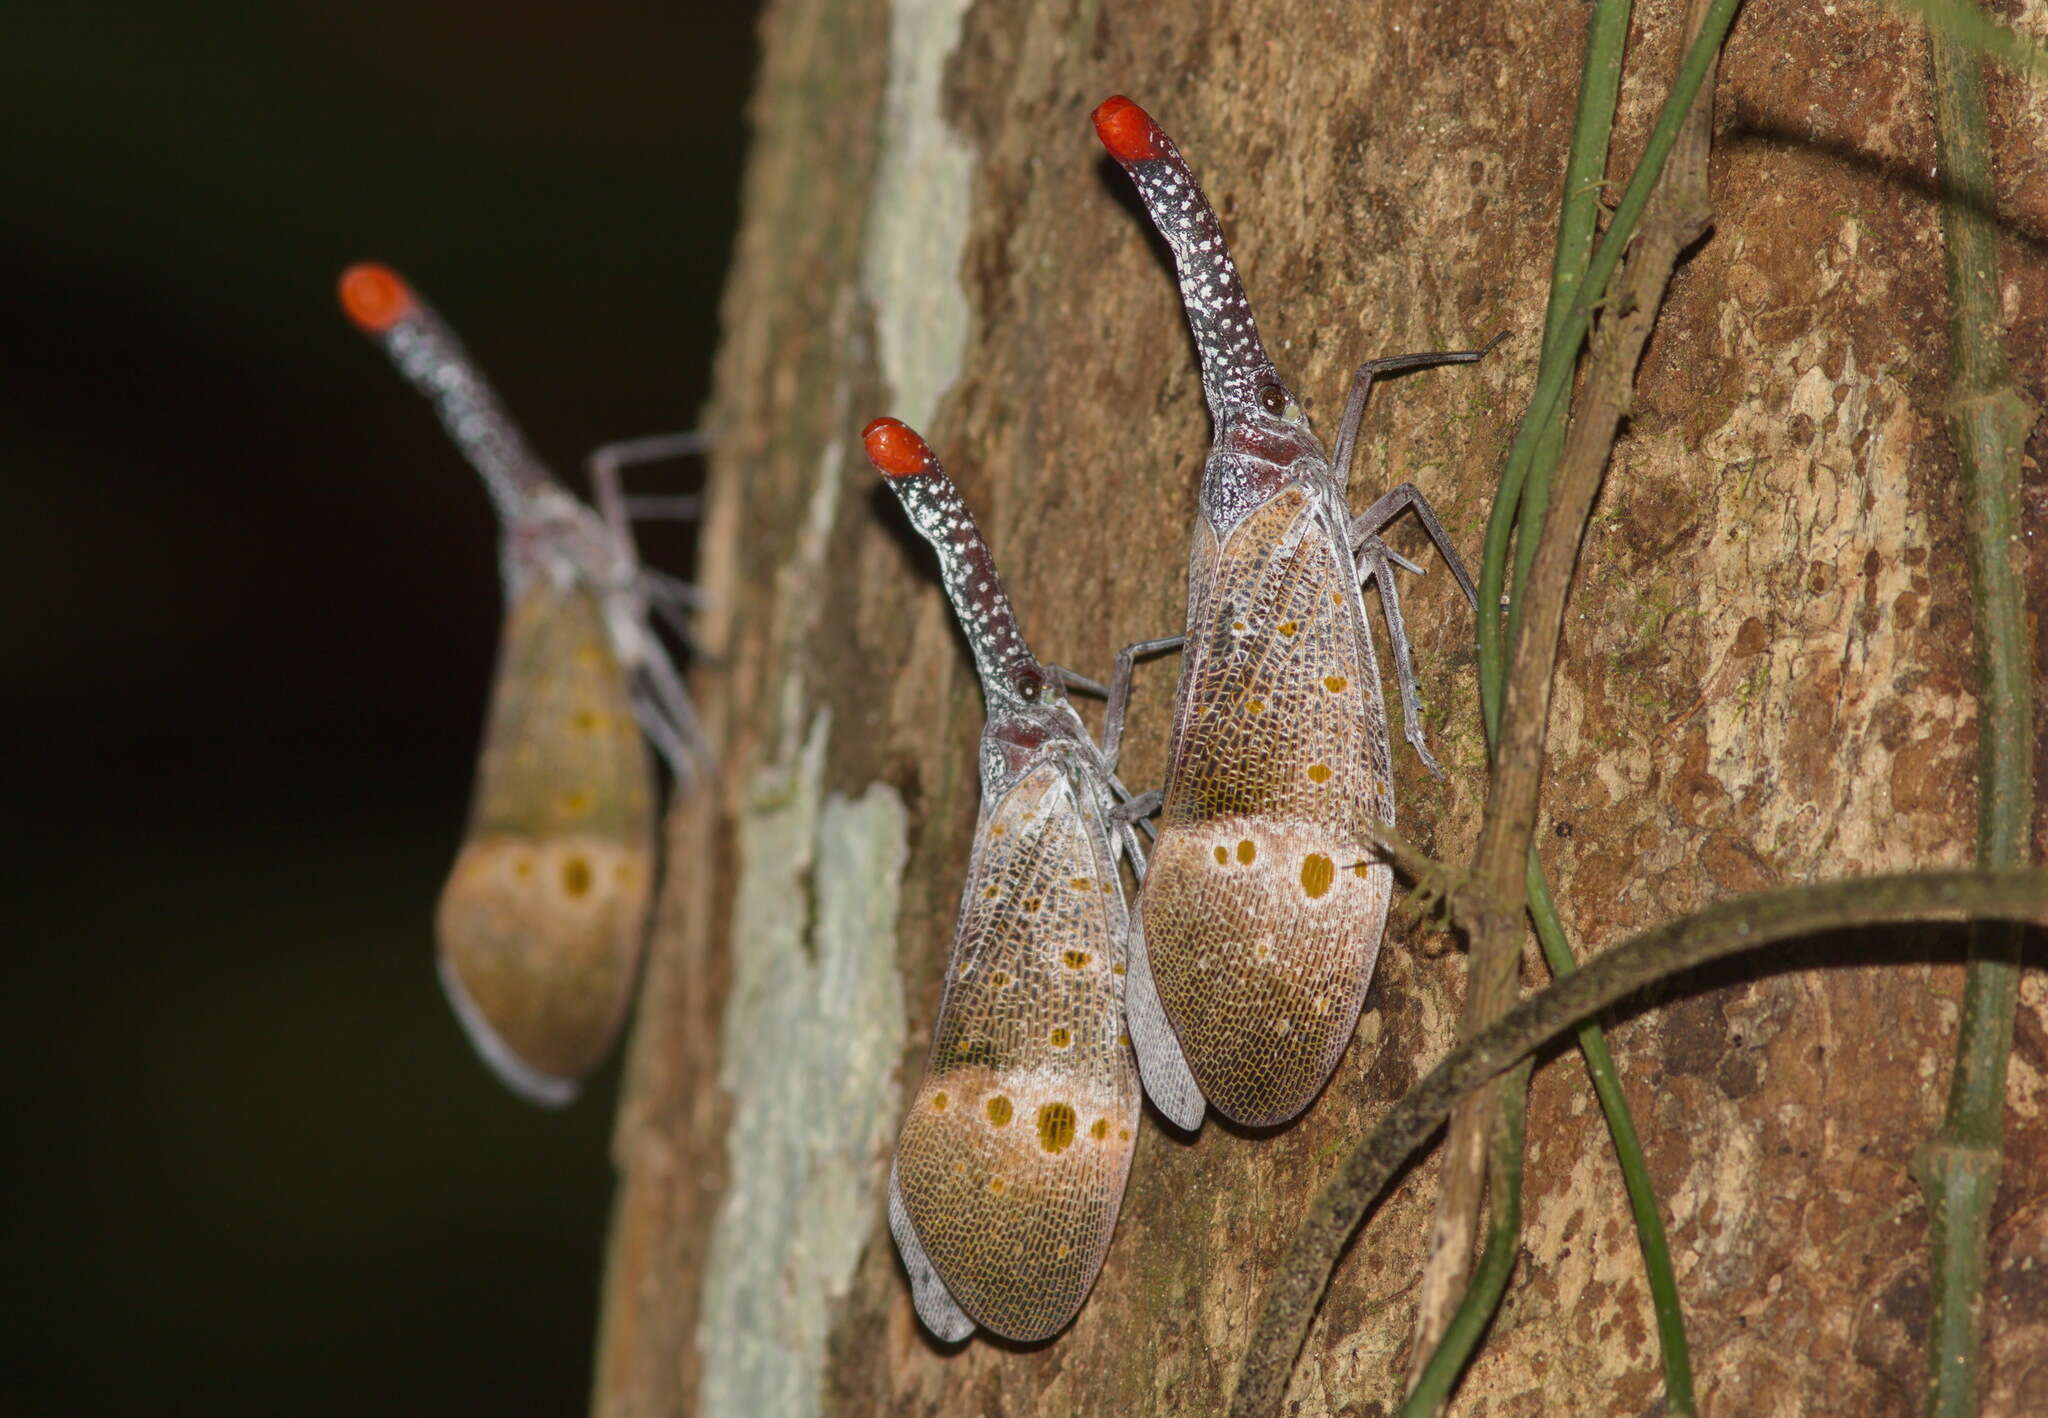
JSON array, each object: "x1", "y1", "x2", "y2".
[{"x1": 2, "y1": 6, "x2": 758, "y2": 1414}]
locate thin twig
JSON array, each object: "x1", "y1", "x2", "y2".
[
  {"x1": 1226, "y1": 867, "x2": 2048, "y2": 1418},
  {"x1": 1908, "y1": 9, "x2": 2038, "y2": 1417}
]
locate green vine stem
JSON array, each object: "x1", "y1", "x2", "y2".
[
  {"x1": 1412, "y1": 0, "x2": 1727, "y2": 1409},
  {"x1": 1908, "y1": 8, "x2": 2038, "y2": 1417},
  {"x1": 1398, "y1": 1059, "x2": 1531, "y2": 1418},
  {"x1": 1225, "y1": 867, "x2": 2048, "y2": 1418},
  {"x1": 1414, "y1": 0, "x2": 1634, "y2": 1363}
]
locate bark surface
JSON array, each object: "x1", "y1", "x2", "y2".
[{"x1": 595, "y1": 2, "x2": 2048, "y2": 1414}]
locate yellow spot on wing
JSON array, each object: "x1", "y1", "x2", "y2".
[
  {"x1": 561, "y1": 856, "x2": 593, "y2": 898},
  {"x1": 985, "y1": 1096, "x2": 1013, "y2": 1126},
  {"x1": 1279, "y1": 620, "x2": 1298, "y2": 636},
  {"x1": 1214, "y1": 845, "x2": 1229, "y2": 865},
  {"x1": 1237, "y1": 839, "x2": 1257, "y2": 864},
  {"x1": 1307, "y1": 763, "x2": 1332, "y2": 783},
  {"x1": 1050, "y1": 1027, "x2": 1072, "y2": 1048},
  {"x1": 1090, "y1": 1118, "x2": 1110, "y2": 1140},
  {"x1": 1324, "y1": 675, "x2": 1348, "y2": 692},
  {"x1": 1037, "y1": 1102, "x2": 1077, "y2": 1153},
  {"x1": 989, "y1": 1176, "x2": 1007, "y2": 1194},
  {"x1": 932, "y1": 1092, "x2": 949, "y2": 1110},
  {"x1": 1301, "y1": 853, "x2": 1336, "y2": 899},
  {"x1": 1061, "y1": 950, "x2": 1092, "y2": 970},
  {"x1": 1024, "y1": 897, "x2": 1042, "y2": 912}
]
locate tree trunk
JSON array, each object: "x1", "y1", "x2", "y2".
[{"x1": 594, "y1": 1, "x2": 2048, "y2": 1414}]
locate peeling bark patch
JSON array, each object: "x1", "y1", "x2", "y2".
[
  {"x1": 861, "y1": 0, "x2": 974, "y2": 428},
  {"x1": 696, "y1": 712, "x2": 909, "y2": 1418}
]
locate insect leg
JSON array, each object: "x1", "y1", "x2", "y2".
[
  {"x1": 1102, "y1": 635, "x2": 1186, "y2": 772},
  {"x1": 1330, "y1": 332, "x2": 1508, "y2": 490},
  {"x1": 587, "y1": 431, "x2": 711, "y2": 539},
  {"x1": 1350, "y1": 484, "x2": 1481, "y2": 612},
  {"x1": 1108, "y1": 787, "x2": 1163, "y2": 825},
  {"x1": 632, "y1": 635, "x2": 715, "y2": 784},
  {"x1": 888, "y1": 1160, "x2": 975, "y2": 1342},
  {"x1": 1357, "y1": 539, "x2": 1448, "y2": 782},
  {"x1": 1118, "y1": 819, "x2": 1149, "y2": 885},
  {"x1": 640, "y1": 571, "x2": 720, "y2": 666},
  {"x1": 1047, "y1": 664, "x2": 1111, "y2": 699},
  {"x1": 1107, "y1": 776, "x2": 1160, "y2": 843},
  {"x1": 641, "y1": 567, "x2": 711, "y2": 607}
]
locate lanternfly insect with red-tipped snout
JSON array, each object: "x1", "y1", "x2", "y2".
[
  {"x1": 864, "y1": 416, "x2": 1154, "y2": 1344},
  {"x1": 1093, "y1": 97, "x2": 1500, "y2": 1130},
  {"x1": 340, "y1": 263, "x2": 709, "y2": 1107}
]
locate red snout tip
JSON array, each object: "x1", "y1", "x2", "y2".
[
  {"x1": 338, "y1": 263, "x2": 416, "y2": 333},
  {"x1": 1093, "y1": 96, "x2": 1168, "y2": 163},
  {"x1": 862, "y1": 417, "x2": 934, "y2": 479}
]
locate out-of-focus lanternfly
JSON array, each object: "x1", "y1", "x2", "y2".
[
  {"x1": 865, "y1": 416, "x2": 1147, "y2": 1344},
  {"x1": 1094, "y1": 97, "x2": 1497, "y2": 1130},
  {"x1": 340, "y1": 263, "x2": 708, "y2": 1107}
]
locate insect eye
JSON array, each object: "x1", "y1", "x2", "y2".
[
  {"x1": 1259, "y1": 383, "x2": 1287, "y2": 416},
  {"x1": 1012, "y1": 667, "x2": 1043, "y2": 701}
]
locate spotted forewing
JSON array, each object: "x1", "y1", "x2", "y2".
[
  {"x1": 340, "y1": 264, "x2": 702, "y2": 1107},
  {"x1": 865, "y1": 417, "x2": 1141, "y2": 1344}
]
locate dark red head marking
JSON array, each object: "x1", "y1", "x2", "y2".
[
  {"x1": 338, "y1": 263, "x2": 417, "y2": 333},
  {"x1": 1093, "y1": 96, "x2": 1170, "y2": 163},
  {"x1": 863, "y1": 417, "x2": 936, "y2": 479}
]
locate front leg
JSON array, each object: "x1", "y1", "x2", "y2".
[{"x1": 1101, "y1": 635, "x2": 1185, "y2": 774}]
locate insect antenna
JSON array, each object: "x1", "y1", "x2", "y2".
[
  {"x1": 338, "y1": 263, "x2": 556, "y2": 522},
  {"x1": 1093, "y1": 97, "x2": 1277, "y2": 421},
  {"x1": 862, "y1": 417, "x2": 1045, "y2": 705}
]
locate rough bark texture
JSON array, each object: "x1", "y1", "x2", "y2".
[{"x1": 596, "y1": 1, "x2": 2048, "y2": 1415}]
